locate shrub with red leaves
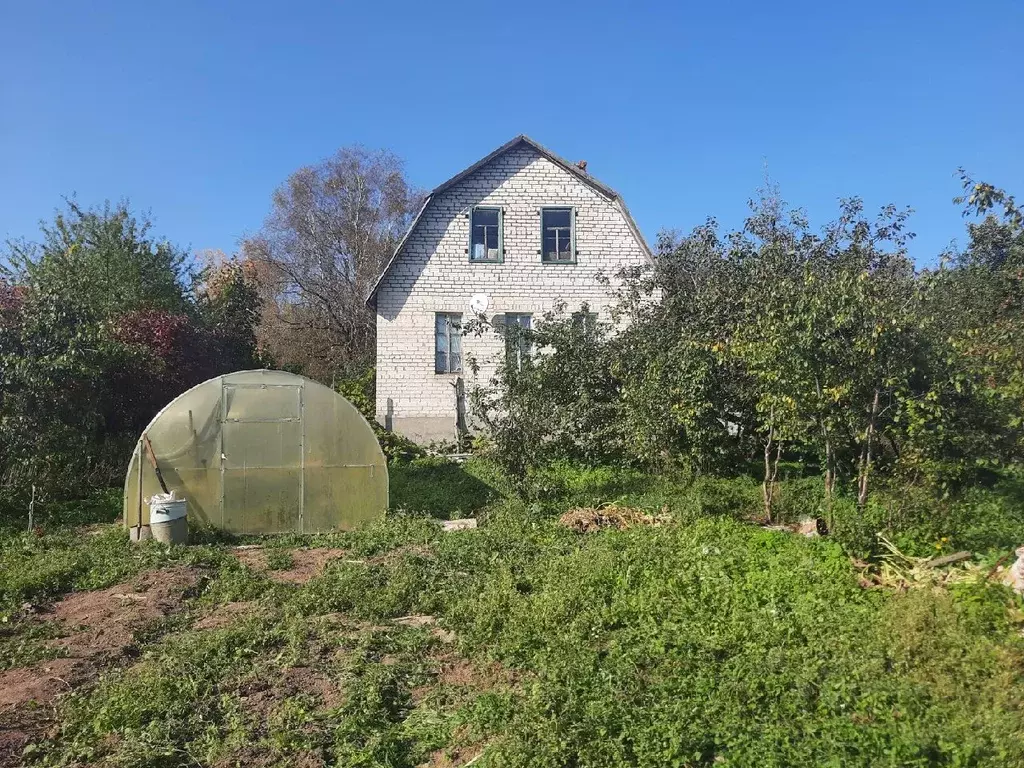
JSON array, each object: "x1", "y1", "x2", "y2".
[
  {"x1": 0, "y1": 281, "x2": 26, "y2": 318},
  {"x1": 109, "y1": 309, "x2": 242, "y2": 431}
]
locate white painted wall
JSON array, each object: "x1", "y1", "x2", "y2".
[{"x1": 374, "y1": 144, "x2": 649, "y2": 443}]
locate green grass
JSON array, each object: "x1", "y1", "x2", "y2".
[
  {"x1": 5, "y1": 459, "x2": 1024, "y2": 766},
  {"x1": 388, "y1": 456, "x2": 501, "y2": 518}
]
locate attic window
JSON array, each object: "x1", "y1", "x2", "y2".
[
  {"x1": 470, "y1": 207, "x2": 502, "y2": 262},
  {"x1": 541, "y1": 207, "x2": 575, "y2": 263}
]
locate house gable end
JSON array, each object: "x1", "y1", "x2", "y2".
[{"x1": 366, "y1": 136, "x2": 652, "y2": 306}]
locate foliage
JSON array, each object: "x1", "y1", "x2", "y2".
[
  {"x1": 335, "y1": 366, "x2": 424, "y2": 462},
  {"x1": 468, "y1": 302, "x2": 625, "y2": 482},
  {"x1": 241, "y1": 146, "x2": 423, "y2": 382},
  {"x1": 389, "y1": 456, "x2": 497, "y2": 517},
  {"x1": 472, "y1": 180, "x2": 1024, "y2": 531},
  {"x1": 612, "y1": 224, "x2": 753, "y2": 472},
  {"x1": 0, "y1": 201, "x2": 262, "y2": 509}
]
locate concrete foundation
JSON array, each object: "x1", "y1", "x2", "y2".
[{"x1": 386, "y1": 416, "x2": 458, "y2": 445}]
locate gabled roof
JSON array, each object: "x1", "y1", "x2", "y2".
[{"x1": 366, "y1": 135, "x2": 653, "y2": 305}]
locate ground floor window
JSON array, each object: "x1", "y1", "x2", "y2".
[
  {"x1": 572, "y1": 310, "x2": 598, "y2": 337},
  {"x1": 435, "y1": 313, "x2": 463, "y2": 373},
  {"x1": 503, "y1": 313, "x2": 532, "y2": 370}
]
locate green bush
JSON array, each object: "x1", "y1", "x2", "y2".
[{"x1": 828, "y1": 473, "x2": 1024, "y2": 559}]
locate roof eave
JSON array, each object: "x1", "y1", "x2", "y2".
[{"x1": 365, "y1": 193, "x2": 433, "y2": 307}]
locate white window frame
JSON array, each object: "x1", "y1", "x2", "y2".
[
  {"x1": 434, "y1": 313, "x2": 463, "y2": 374},
  {"x1": 469, "y1": 206, "x2": 503, "y2": 263}
]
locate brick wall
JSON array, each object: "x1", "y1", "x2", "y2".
[{"x1": 374, "y1": 144, "x2": 650, "y2": 443}]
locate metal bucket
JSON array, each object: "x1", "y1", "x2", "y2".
[{"x1": 149, "y1": 493, "x2": 188, "y2": 545}]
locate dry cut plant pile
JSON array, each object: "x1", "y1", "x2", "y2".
[
  {"x1": 558, "y1": 504, "x2": 673, "y2": 533},
  {"x1": 855, "y1": 536, "x2": 1020, "y2": 592}
]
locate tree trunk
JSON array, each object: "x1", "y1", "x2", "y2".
[
  {"x1": 823, "y1": 437, "x2": 835, "y2": 503},
  {"x1": 815, "y1": 376, "x2": 835, "y2": 512},
  {"x1": 857, "y1": 389, "x2": 881, "y2": 508},
  {"x1": 762, "y1": 410, "x2": 780, "y2": 523}
]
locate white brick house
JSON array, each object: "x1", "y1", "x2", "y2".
[{"x1": 366, "y1": 135, "x2": 652, "y2": 443}]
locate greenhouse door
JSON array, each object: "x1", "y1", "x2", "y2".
[{"x1": 219, "y1": 382, "x2": 304, "y2": 533}]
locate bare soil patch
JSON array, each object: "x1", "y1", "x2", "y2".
[
  {"x1": 420, "y1": 744, "x2": 486, "y2": 768},
  {"x1": 0, "y1": 657, "x2": 87, "y2": 710},
  {"x1": 0, "y1": 565, "x2": 205, "y2": 767},
  {"x1": 280, "y1": 665, "x2": 342, "y2": 709},
  {"x1": 49, "y1": 565, "x2": 202, "y2": 656},
  {"x1": 231, "y1": 547, "x2": 349, "y2": 584},
  {"x1": 368, "y1": 543, "x2": 434, "y2": 566},
  {"x1": 394, "y1": 614, "x2": 457, "y2": 644},
  {"x1": 420, "y1": 725, "x2": 488, "y2": 768},
  {"x1": 412, "y1": 651, "x2": 517, "y2": 706}
]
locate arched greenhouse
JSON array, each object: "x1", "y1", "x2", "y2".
[{"x1": 123, "y1": 370, "x2": 388, "y2": 535}]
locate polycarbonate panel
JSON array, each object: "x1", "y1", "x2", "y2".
[
  {"x1": 224, "y1": 384, "x2": 301, "y2": 422},
  {"x1": 302, "y1": 465, "x2": 387, "y2": 533},
  {"x1": 123, "y1": 369, "x2": 388, "y2": 534},
  {"x1": 221, "y1": 468, "x2": 302, "y2": 533},
  {"x1": 222, "y1": 420, "x2": 302, "y2": 469}
]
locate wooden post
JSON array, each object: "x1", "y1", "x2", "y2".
[
  {"x1": 453, "y1": 377, "x2": 469, "y2": 449},
  {"x1": 142, "y1": 433, "x2": 170, "y2": 494},
  {"x1": 28, "y1": 484, "x2": 35, "y2": 532},
  {"x1": 136, "y1": 441, "x2": 144, "y2": 541}
]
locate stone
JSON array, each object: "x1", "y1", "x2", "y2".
[
  {"x1": 441, "y1": 518, "x2": 477, "y2": 532},
  {"x1": 796, "y1": 517, "x2": 819, "y2": 537},
  {"x1": 1003, "y1": 546, "x2": 1024, "y2": 593}
]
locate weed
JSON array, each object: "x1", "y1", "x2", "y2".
[
  {"x1": 6, "y1": 462, "x2": 1024, "y2": 767},
  {"x1": 265, "y1": 548, "x2": 295, "y2": 571}
]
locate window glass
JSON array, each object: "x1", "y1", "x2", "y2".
[
  {"x1": 471, "y1": 207, "x2": 501, "y2": 261},
  {"x1": 542, "y1": 208, "x2": 573, "y2": 262},
  {"x1": 435, "y1": 313, "x2": 463, "y2": 373},
  {"x1": 572, "y1": 311, "x2": 598, "y2": 337},
  {"x1": 503, "y1": 313, "x2": 532, "y2": 370}
]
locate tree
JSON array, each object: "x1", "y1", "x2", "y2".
[
  {"x1": 195, "y1": 250, "x2": 263, "y2": 370},
  {"x1": 917, "y1": 172, "x2": 1024, "y2": 478},
  {"x1": 241, "y1": 146, "x2": 421, "y2": 381},
  {"x1": 728, "y1": 194, "x2": 924, "y2": 517},
  {"x1": 611, "y1": 224, "x2": 754, "y2": 472},
  {"x1": 468, "y1": 303, "x2": 624, "y2": 484},
  {"x1": 2, "y1": 199, "x2": 193, "y2": 319},
  {"x1": 0, "y1": 201, "x2": 262, "y2": 507}
]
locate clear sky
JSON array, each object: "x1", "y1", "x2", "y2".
[{"x1": 1, "y1": 0, "x2": 1021, "y2": 265}]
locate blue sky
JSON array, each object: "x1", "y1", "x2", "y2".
[{"x1": 1, "y1": 0, "x2": 1021, "y2": 265}]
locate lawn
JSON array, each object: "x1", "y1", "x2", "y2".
[{"x1": 2, "y1": 461, "x2": 1023, "y2": 767}]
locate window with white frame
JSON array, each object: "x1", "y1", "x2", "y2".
[
  {"x1": 470, "y1": 207, "x2": 502, "y2": 262},
  {"x1": 572, "y1": 310, "x2": 598, "y2": 338},
  {"x1": 435, "y1": 313, "x2": 462, "y2": 373},
  {"x1": 502, "y1": 313, "x2": 532, "y2": 370},
  {"x1": 541, "y1": 207, "x2": 574, "y2": 262}
]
